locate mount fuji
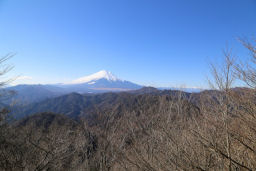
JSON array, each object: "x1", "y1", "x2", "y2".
[
  {"x1": 4, "y1": 70, "x2": 142, "y2": 104},
  {"x1": 59, "y1": 70, "x2": 142, "y2": 93}
]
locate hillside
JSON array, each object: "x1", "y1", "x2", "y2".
[
  {"x1": 11, "y1": 88, "x2": 196, "y2": 120},
  {"x1": 2, "y1": 87, "x2": 256, "y2": 170}
]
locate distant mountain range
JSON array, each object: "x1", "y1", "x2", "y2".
[
  {"x1": 3, "y1": 70, "x2": 202, "y2": 105},
  {"x1": 4, "y1": 70, "x2": 142, "y2": 105}
]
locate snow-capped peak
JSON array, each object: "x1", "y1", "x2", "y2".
[{"x1": 71, "y1": 70, "x2": 120, "y2": 84}]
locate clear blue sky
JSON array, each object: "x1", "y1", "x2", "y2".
[{"x1": 0, "y1": 0, "x2": 255, "y2": 88}]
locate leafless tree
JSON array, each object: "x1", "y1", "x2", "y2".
[{"x1": 236, "y1": 38, "x2": 256, "y2": 88}]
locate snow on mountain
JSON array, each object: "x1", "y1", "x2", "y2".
[
  {"x1": 70, "y1": 70, "x2": 121, "y2": 84},
  {"x1": 88, "y1": 81, "x2": 96, "y2": 85}
]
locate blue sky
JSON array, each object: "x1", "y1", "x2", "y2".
[{"x1": 0, "y1": 0, "x2": 255, "y2": 88}]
